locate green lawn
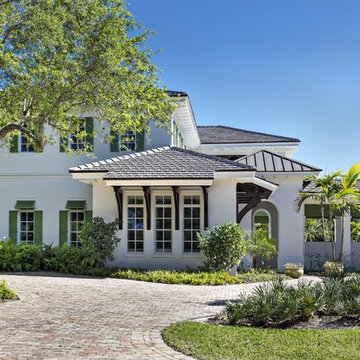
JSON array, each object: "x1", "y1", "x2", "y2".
[{"x1": 162, "y1": 321, "x2": 360, "y2": 360}]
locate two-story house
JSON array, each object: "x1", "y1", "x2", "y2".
[{"x1": 1, "y1": 90, "x2": 324, "y2": 270}]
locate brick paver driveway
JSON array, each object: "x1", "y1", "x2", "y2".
[{"x1": 0, "y1": 273, "x2": 318, "y2": 359}]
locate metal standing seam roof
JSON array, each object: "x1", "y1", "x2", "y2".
[
  {"x1": 236, "y1": 150, "x2": 322, "y2": 173},
  {"x1": 69, "y1": 146, "x2": 256, "y2": 180},
  {"x1": 197, "y1": 125, "x2": 300, "y2": 144}
]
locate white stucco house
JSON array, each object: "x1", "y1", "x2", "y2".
[{"x1": 1, "y1": 90, "x2": 339, "y2": 271}]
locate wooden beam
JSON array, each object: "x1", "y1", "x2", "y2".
[
  {"x1": 113, "y1": 186, "x2": 123, "y2": 229},
  {"x1": 142, "y1": 186, "x2": 151, "y2": 230},
  {"x1": 202, "y1": 186, "x2": 209, "y2": 229},
  {"x1": 172, "y1": 186, "x2": 180, "y2": 230}
]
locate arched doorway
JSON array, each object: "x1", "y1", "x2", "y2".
[{"x1": 252, "y1": 201, "x2": 279, "y2": 269}]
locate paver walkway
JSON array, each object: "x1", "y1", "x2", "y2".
[{"x1": 0, "y1": 273, "x2": 319, "y2": 359}]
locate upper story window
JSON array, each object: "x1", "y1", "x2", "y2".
[
  {"x1": 184, "y1": 195, "x2": 201, "y2": 252},
  {"x1": 120, "y1": 129, "x2": 136, "y2": 151},
  {"x1": 20, "y1": 133, "x2": 35, "y2": 152},
  {"x1": 155, "y1": 195, "x2": 172, "y2": 253},
  {"x1": 69, "y1": 118, "x2": 85, "y2": 151}
]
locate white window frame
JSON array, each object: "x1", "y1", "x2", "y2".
[
  {"x1": 153, "y1": 191, "x2": 173, "y2": 254},
  {"x1": 120, "y1": 129, "x2": 136, "y2": 151},
  {"x1": 68, "y1": 118, "x2": 86, "y2": 151},
  {"x1": 18, "y1": 210, "x2": 35, "y2": 244},
  {"x1": 68, "y1": 210, "x2": 85, "y2": 247},
  {"x1": 19, "y1": 133, "x2": 35, "y2": 153},
  {"x1": 126, "y1": 193, "x2": 145, "y2": 253},
  {"x1": 181, "y1": 192, "x2": 204, "y2": 254}
]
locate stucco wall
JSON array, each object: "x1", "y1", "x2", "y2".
[{"x1": 0, "y1": 176, "x2": 92, "y2": 245}]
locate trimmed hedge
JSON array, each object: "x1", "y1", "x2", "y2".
[{"x1": 110, "y1": 268, "x2": 242, "y2": 285}]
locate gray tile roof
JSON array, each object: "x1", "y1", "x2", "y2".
[
  {"x1": 197, "y1": 125, "x2": 300, "y2": 144},
  {"x1": 236, "y1": 150, "x2": 321, "y2": 173},
  {"x1": 69, "y1": 146, "x2": 255, "y2": 179},
  {"x1": 302, "y1": 179, "x2": 360, "y2": 192}
]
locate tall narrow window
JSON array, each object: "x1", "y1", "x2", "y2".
[
  {"x1": 155, "y1": 195, "x2": 172, "y2": 253},
  {"x1": 20, "y1": 134, "x2": 35, "y2": 152},
  {"x1": 69, "y1": 211, "x2": 85, "y2": 247},
  {"x1": 127, "y1": 196, "x2": 144, "y2": 252},
  {"x1": 184, "y1": 195, "x2": 201, "y2": 252},
  {"x1": 120, "y1": 129, "x2": 136, "y2": 151},
  {"x1": 19, "y1": 211, "x2": 34, "y2": 244},
  {"x1": 69, "y1": 119, "x2": 85, "y2": 150}
]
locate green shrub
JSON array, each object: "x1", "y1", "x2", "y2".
[
  {"x1": 78, "y1": 217, "x2": 120, "y2": 267},
  {"x1": 111, "y1": 268, "x2": 242, "y2": 285},
  {"x1": 198, "y1": 223, "x2": 246, "y2": 271},
  {"x1": 0, "y1": 279, "x2": 17, "y2": 301},
  {"x1": 219, "y1": 275, "x2": 360, "y2": 327},
  {"x1": 0, "y1": 240, "x2": 41, "y2": 272}
]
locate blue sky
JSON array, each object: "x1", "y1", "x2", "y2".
[{"x1": 128, "y1": 0, "x2": 360, "y2": 173}]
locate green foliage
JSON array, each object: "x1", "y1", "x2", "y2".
[
  {"x1": 0, "y1": 280, "x2": 17, "y2": 301},
  {"x1": 245, "y1": 228, "x2": 277, "y2": 268},
  {"x1": 198, "y1": 223, "x2": 246, "y2": 271},
  {"x1": 162, "y1": 321, "x2": 360, "y2": 360},
  {"x1": 351, "y1": 220, "x2": 360, "y2": 242},
  {"x1": 305, "y1": 218, "x2": 332, "y2": 242},
  {"x1": 219, "y1": 275, "x2": 360, "y2": 327},
  {"x1": 0, "y1": 239, "x2": 42, "y2": 271},
  {"x1": 323, "y1": 261, "x2": 344, "y2": 278},
  {"x1": 237, "y1": 269, "x2": 287, "y2": 283},
  {"x1": 0, "y1": 0, "x2": 174, "y2": 152},
  {"x1": 110, "y1": 268, "x2": 242, "y2": 285},
  {"x1": 78, "y1": 217, "x2": 120, "y2": 267}
]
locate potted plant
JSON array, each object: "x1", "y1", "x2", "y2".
[
  {"x1": 323, "y1": 261, "x2": 344, "y2": 277},
  {"x1": 283, "y1": 263, "x2": 304, "y2": 279}
]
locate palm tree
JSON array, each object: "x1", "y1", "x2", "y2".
[
  {"x1": 296, "y1": 172, "x2": 341, "y2": 260},
  {"x1": 245, "y1": 227, "x2": 277, "y2": 269},
  {"x1": 332, "y1": 163, "x2": 360, "y2": 262}
]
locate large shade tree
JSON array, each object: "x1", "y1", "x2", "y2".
[{"x1": 0, "y1": 0, "x2": 174, "y2": 152}]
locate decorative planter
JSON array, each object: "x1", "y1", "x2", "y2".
[
  {"x1": 323, "y1": 262, "x2": 344, "y2": 277},
  {"x1": 283, "y1": 263, "x2": 304, "y2": 279}
]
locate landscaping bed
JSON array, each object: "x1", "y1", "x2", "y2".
[{"x1": 0, "y1": 280, "x2": 17, "y2": 302}]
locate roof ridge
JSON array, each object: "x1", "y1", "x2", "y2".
[{"x1": 197, "y1": 125, "x2": 300, "y2": 142}]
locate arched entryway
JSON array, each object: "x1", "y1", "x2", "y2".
[{"x1": 252, "y1": 201, "x2": 279, "y2": 269}]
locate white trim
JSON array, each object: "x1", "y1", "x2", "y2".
[{"x1": 105, "y1": 179, "x2": 213, "y2": 187}]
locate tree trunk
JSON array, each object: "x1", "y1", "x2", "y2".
[
  {"x1": 252, "y1": 256, "x2": 258, "y2": 269},
  {"x1": 329, "y1": 209, "x2": 335, "y2": 261}
]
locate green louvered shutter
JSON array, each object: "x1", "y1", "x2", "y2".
[
  {"x1": 59, "y1": 136, "x2": 68, "y2": 152},
  {"x1": 85, "y1": 117, "x2": 94, "y2": 149},
  {"x1": 34, "y1": 211, "x2": 43, "y2": 246},
  {"x1": 110, "y1": 130, "x2": 119, "y2": 152},
  {"x1": 136, "y1": 130, "x2": 145, "y2": 151},
  {"x1": 59, "y1": 211, "x2": 68, "y2": 247},
  {"x1": 85, "y1": 210, "x2": 93, "y2": 225},
  {"x1": 9, "y1": 211, "x2": 17, "y2": 244},
  {"x1": 10, "y1": 135, "x2": 18, "y2": 153}
]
